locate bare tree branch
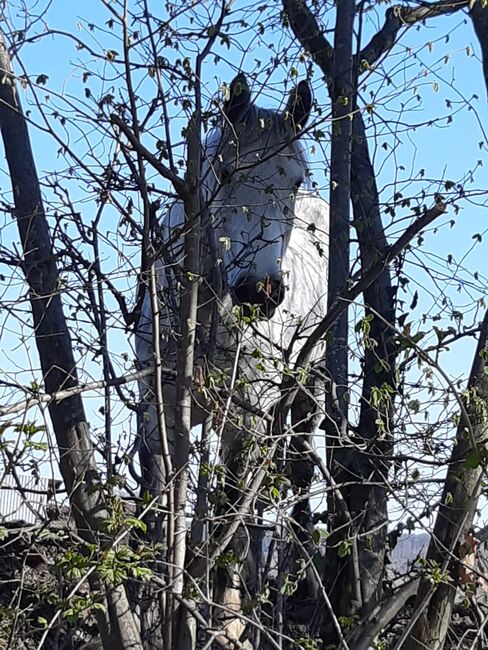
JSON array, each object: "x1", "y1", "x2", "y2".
[
  {"x1": 0, "y1": 31, "x2": 142, "y2": 650},
  {"x1": 471, "y1": 1, "x2": 488, "y2": 100},
  {"x1": 293, "y1": 196, "x2": 447, "y2": 376},
  {"x1": 111, "y1": 113, "x2": 187, "y2": 196},
  {"x1": 284, "y1": 0, "x2": 469, "y2": 82},
  {"x1": 0, "y1": 367, "x2": 156, "y2": 418},
  {"x1": 403, "y1": 308, "x2": 488, "y2": 650},
  {"x1": 360, "y1": 1, "x2": 469, "y2": 69}
]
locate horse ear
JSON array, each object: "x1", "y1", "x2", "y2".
[
  {"x1": 285, "y1": 80, "x2": 312, "y2": 133},
  {"x1": 224, "y1": 74, "x2": 251, "y2": 123}
]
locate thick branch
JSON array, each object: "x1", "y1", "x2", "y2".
[
  {"x1": 348, "y1": 579, "x2": 420, "y2": 650},
  {"x1": 283, "y1": 0, "x2": 333, "y2": 87},
  {"x1": 471, "y1": 1, "x2": 488, "y2": 101},
  {"x1": 403, "y1": 308, "x2": 488, "y2": 650},
  {"x1": 322, "y1": 0, "x2": 356, "y2": 628},
  {"x1": 345, "y1": 111, "x2": 397, "y2": 608},
  {"x1": 293, "y1": 196, "x2": 447, "y2": 375},
  {"x1": 0, "y1": 33, "x2": 142, "y2": 650},
  {"x1": 360, "y1": 1, "x2": 468, "y2": 69},
  {"x1": 111, "y1": 113, "x2": 187, "y2": 196},
  {"x1": 284, "y1": 0, "x2": 469, "y2": 80}
]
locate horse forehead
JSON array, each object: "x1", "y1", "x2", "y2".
[{"x1": 204, "y1": 114, "x2": 299, "y2": 160}]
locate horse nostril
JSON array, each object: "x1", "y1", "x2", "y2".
[{"x1": 233, "y1": 281, "x2": 255, "y2": 306}]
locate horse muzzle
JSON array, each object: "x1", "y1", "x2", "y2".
[{"x1": 232, "y1": 273, "x2": 285, "y2": 319}]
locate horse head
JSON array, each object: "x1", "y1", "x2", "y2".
[{"x1": 203, "y1": 74, "x2": 312, "y2": 318}]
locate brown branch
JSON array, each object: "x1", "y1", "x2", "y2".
[
  {"x1": 322, "y1": 0, "x2": 357, "y2": 627},
  {"x1": 343, "y1": 109, "x2": 397, "y2": 610},
  {"x1": 0, "y1": 367, "x2": 159, "y2": 418},
  {"x1": 284, "y1": 0, "x2": 469, "y2": 81},
  {"x1": 0, "y1": 31, "x2": 142, "y2": 650},
  {"x1": 283, "y1": 0, "x2": 334, "y2": 87},
  {"x1": 347, "y1": 579, "x2": 420, "y2": 650},
  {"x1": 471, "y1": 1, "x2": 488, "y2": 101},
  {"x1": 110, "y1": 113, "x2": 187, "y2": 196},
  {"x1": 292, "y1": 196, "x2": 447, "y2": 376},
  {"x1": 360, "y1": 1, "x2": 468, "y2": 69},
  {"x1": 402, "y1": 308, "x2": 488, "y2": 650}
]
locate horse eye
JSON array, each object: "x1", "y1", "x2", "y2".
[{"x1": 220, "y1": 166, "x2": 233, "y2": 184}]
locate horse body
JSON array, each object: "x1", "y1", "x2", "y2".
[
  {"x1": 135, "y1": 192, "x2": 329, "y2": 473},
  {"x1": 135, "y1": 75, "x2": 329, "y2": 647}
]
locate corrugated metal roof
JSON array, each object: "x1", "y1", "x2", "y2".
[{"x1": 0, "y1": 474, "x2": 52, "y2": 524}]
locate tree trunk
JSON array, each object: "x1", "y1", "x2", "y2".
[
  {"x1": 403, "y1": 308, "x2": 488, "y2": 650},
  {"x1": 283, "y1": 0, "x2": 401, "y2": 631},
  {"x1": 322, "y1": 0, "x2": 356, "y2": 635},
  {"x1": 471, "y1": 2, "x2": 488, "y2": 100},
  {"x1": 348, "y1": 111, "x2": 396, "y2": 608},
  {"x1": 0, "y1": 32, "x2": 142, "y2": 650}
]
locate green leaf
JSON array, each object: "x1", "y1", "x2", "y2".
[
  {"x1": 131, "y1": 566, "x2": 152, "y2": 580},
  {"x1": 93, "y1": 603, "x2": 107, "y2": 612},
  {"x1": 141, "y1": 490, "x2": 154, "y2": 506},
  {"x1": 338, "y1": 540, "x2": 352, "y2": 558},
  {"x1": 25, "y1": 441, "x2": 48, "y2": 451},
  {"x1": 312, "y1": 529, "x2": 321, "y2": 546},
  {"x1": 125, "y1": 517, "x2": 147, "y2": 534},
  {"x1": 269, "y1": 486, "x2": 279, "y2": 500},
  {"x1": 465, "y1": 449, "x2": 483, "y2": 469},
  {"x1": 408, "y1": 400, "x2": 420, "y2": 414}
]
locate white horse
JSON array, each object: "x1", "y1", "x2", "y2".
[{"x1": 135, "y1": 74, "x2": 329, "y2": 647}]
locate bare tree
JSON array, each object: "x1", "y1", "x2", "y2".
[
  {"x1": 0, "y1": 29, "x2": 144, "y2": 650},
  {"x1": 0, "y1": 1, "x2": 487, "y2": 649},
  {"x1": 282, "y1": 0, "x2": 488, "y2": 647}
]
